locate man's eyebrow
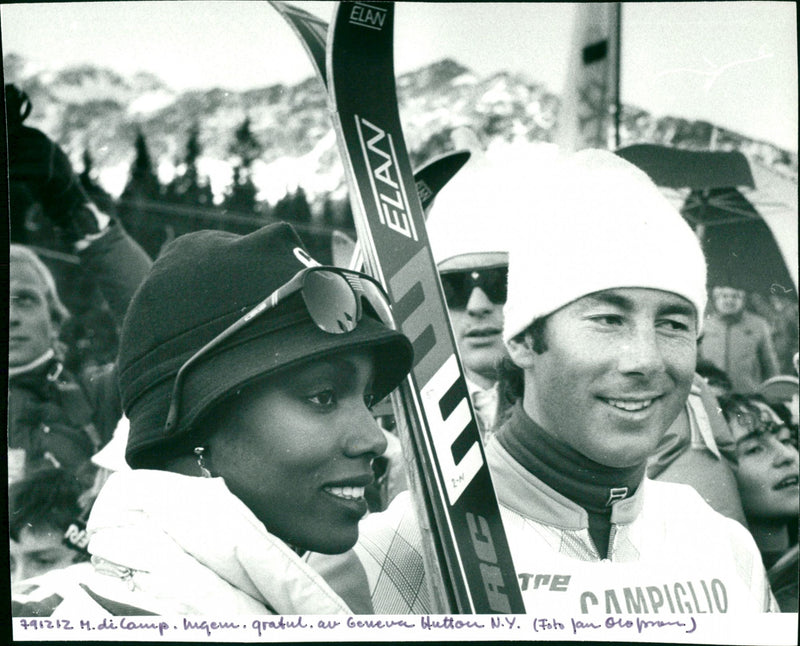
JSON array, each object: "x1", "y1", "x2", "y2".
[
  {"x1": 583, "y1": 291, "x2": 633, "y2": 310},
  {"x1": 584, "y1": 291, "x2": 695, "y2": 318},
  {"x1": 657, "y1": 302, "x2": 695, "y2": 318}
]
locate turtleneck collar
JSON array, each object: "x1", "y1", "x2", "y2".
[{"x1": 496, "y1": 400, "x2": 646, "y2": 515}]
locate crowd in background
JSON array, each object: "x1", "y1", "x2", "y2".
[{"x1": 6, "y1": 82, "x2": 800, "y2": 616}]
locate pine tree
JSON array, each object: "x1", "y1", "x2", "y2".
[
  {"x1": 223, "y1": 116, "x2": 263, "y2": 216},
  {"x1": 223, "y1": 166, "x2": 259, "y2": 216},
  {"x1": 167, "y1": 122, "x2": 214, "y2": 208},
  {"x1": 321, "y1": 194, "x2": 337, "y2": 227},
  {"x1": 118, "y1": 128, "x2": 164, "y2": 256},
  {"x1": 290, "y1": 186, "x2": 312, "y2": 223},
  {"x1": 124, "y1": 129, "x2": 161, "y2": 197},
  {"x1": 79, "y1": 147, "x2": 116, "y2": 215},
  {"x1": 271, "y1": 189, "x2": 293, "y2": 221}
]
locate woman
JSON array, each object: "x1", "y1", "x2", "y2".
[
  {"x1": 718, "y1": 393, "x2": 799, "y2": 611},
  {"x1": 12, "y1": 222, "x2": 413, "y2": 617}
]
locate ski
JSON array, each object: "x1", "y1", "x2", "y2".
[
  {"x1": 269, "y1": 1, "x2": 328, "y2": 84},
  {"x1": 269, "y1": 1, "x2": 470, "y2": 258},
  {"x1": 347, "y1": 150, "x2": 473, "y2": 270},
  {"x1": 326, "y1": 2, "x2": 523, "y2": 614}
]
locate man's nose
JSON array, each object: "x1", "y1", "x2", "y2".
[
  {"x1": 465, "y1": 286, "x2": 494, "y2": 314},
  {"x1": 617, "y1": 326, "x2": 666, "y2": 376},
  {"x1": 9, "y1": 300, "x2": 22, "y2": 325}
]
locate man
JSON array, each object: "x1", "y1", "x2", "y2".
[
  {"x1": 7, "y1": 84, "x2": 152, "y2": 482},
  {"x1": 336, "y1": 148, "x2": 776, "y2": 616},
  {"x1": 699, "y1": 284, "x2": 780, "y2": 394},
  {"x1": 426, "y1": 151, "x2": 528, "y2": 435}
]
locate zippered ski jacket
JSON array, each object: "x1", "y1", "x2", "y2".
[
  {"x1": 11, "y1": 470, "x2": 353, "y2": 617},
  {"x1": 311, "y1": 433, "x2": 777, "y2": 615},
  {"x1": 8, "y1": 225, "x2": 152, "y2": 480},
  {"x1": 487, "y1": 439, "x2": 778, "y2": 615}
]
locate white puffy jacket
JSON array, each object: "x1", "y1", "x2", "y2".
[{"x1": 12, "y1": 470, "x2": 352, "y2": 617}]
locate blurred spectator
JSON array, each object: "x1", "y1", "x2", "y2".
[
  {"x1": 426, "y1": 149, "x2": 521, "y2": 438},
  {"x1": 718, "y1": 393, "x2": 799, "y2": 611},
  {"x1": 751, "y1": 292, "x2": 799, "y2": 376},
  {"x1": 699, "y1": 285, "x2": 780, "y2": 394},
  {"x1": 7, "y1": 84, "x2": 152, "y2": 482},
  {"x1": 9, "y1": 468, "x2": 90, "y2": 586},
  {"x1": 759, "y1": 375, "x2": 800, "y2": 433},
  {"x1": 647, "y1": 375, "x2": 747, "y2": 525},
  {"x1": 60, "y1": 308, "x2": 120, "y2": 374},
  {"x1": 696, "y1": 359, "x2": 733, "y2": 399}
]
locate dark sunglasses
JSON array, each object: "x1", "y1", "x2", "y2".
[
  {"x1": 164, "y1": 266, "x2": 395, "y2": 433},
  {"x1": 440, "y1": 266, "x2": 508, "y2": 308}
]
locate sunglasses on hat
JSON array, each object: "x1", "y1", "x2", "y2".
[
  {"x1": 164, "y1": 266, "x2": 396, "y2": 433},
  {"x1": 440, "y1": 266, "x2": 508, "y2": 308}
]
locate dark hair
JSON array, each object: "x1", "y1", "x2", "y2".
[
  {"x1": 717, "y1": 393, "x2": 785, "y2": 438},
  {"x1": 518, "y1": 317, "x2": 549, "y2": 355},
  {"x1": 8, "y1": 468, "x2": 84, "y2": 542},
  {"x1": 696, "y1": 360, "x2": 733, "y2": 394},
  {"x1": 496, "y1": 317, "x2": 549, "y2": 425}
]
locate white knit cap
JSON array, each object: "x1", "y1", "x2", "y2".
[
  {"x1": 428, "y1": 143, "x2": 560, "y2": 269},
  {"x1": 503, "y1": 148, "x2": 707, "y2": 342}
]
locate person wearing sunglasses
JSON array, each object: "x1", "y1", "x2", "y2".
[
  {"x1": 12, "y1": 222, "x2": 414, "y2": 617},
  {"x1": 425, "y1": 151, "x2": 526, "y2": 437},
  {"x1": 321, "y1": 149, "x2": 779, "y2": 617},
  {"x1": 717, "y1": 394, "x2": 799, "y2": 611}
]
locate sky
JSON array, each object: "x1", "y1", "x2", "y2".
[{"x1": 1, "y1": 2, "x2": 797, "y2": 152}]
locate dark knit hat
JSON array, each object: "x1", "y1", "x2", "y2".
[{"x1": 118, "y1": 222, "x2": 413, "y2": 469}]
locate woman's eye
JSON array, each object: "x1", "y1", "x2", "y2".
[
  {"x1": 307, "y1": 390, "x2": 336, "y2": 408},
  {"x1": 742, "y1": 443, "x2": 764, "y2": 456},
  {"x1": 364, "y1": 393, "x2": 378, "y2": 411}
]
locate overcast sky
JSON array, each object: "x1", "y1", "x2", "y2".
[{"x1": 2, "y1": 2, "x2": 796, "y2": 152}]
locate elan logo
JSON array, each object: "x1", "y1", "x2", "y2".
[
  {"x1": 348, "y1": 2, "x2": 387, "y2": 30},
  {"x1": 355, "y1": 116, "x2": 418, "y2": 241}
]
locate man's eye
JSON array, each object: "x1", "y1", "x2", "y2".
[
  {"x1": 12, "y1": 293, "x2": 40, "y2": 308},
  {"x1": 307, "y1": 390, "x2": 336, "y2": 408},
  {"x1": 591, "y1": 315, "x2": 623, "y2": 326},
  {"x1": 364, "y1": 393, "x2": 378, "y2": 411},
  {"x1": 658, "y1": 318, "x2": 691, "y2": 332}
]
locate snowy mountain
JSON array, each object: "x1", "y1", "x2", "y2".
[{"x1": 4, "y1": 53, "x2": 796, "y2": 207}]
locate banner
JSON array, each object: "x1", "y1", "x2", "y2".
[{"x1": 556, "y1": 2, "x2": 621, "y2": 151}]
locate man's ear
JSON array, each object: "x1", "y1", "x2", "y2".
[{"x1": 506, "y1": 333, "x2": 537, "y2": 370}]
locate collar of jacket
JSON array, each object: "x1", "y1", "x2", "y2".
[
  {"x1": 8, "y1": 349, "x2": 58, "y2": 380},
  {"x1": 487, "y1": 415, "x2": 647, "y2": 529},
  {"x1": 86, "y1": 469, "x2": 352, "y2": 615}
]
